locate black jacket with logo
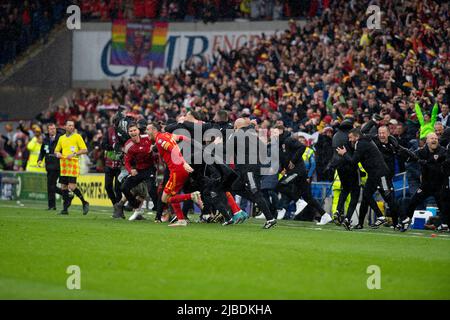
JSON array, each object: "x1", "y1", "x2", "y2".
[
  {"x1": 38, "y1": 129, "x2": 65, "y2": 171},
  {"x1": 412, "y1": 145, "x2": 447, "y2": 191}
]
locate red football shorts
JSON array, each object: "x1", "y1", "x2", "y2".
[{"x1": 163, "y1": 169, "x2": 189, "y2": 196}]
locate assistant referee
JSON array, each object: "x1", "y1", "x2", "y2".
[{"x1": 54, "y1": 120, "x2": 89, "y2": 215}]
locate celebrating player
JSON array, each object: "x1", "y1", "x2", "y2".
[{"x1": 146, "y1": 123, "x2": 203, "y2": 227}]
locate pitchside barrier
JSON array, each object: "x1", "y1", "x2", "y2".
[
  {"x1": 0, "y1": 171, "x2": 423, "y2": 219},
  {"x1": 0, "y1": 171, "x2": 110, "y2": 206}
]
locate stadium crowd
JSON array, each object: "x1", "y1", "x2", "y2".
[
  {"x1": 0, "y1": 0, "x2": 315, "y2": 68},
  {"x1": 0, "y1": 0, "x2": 71, "y2": 67},
  {"x1": 1, "y1": 0, "x2": 450, "y2": 229}
]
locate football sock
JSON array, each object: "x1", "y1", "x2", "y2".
[
  {"x1": 170, "y1": 202, "x2": 185, "y2": 220},
  {"x1": 226, "y1": 192, "x2": 240, "y2": 214},
  {"x1": 62, "y1": 190, "x2": 70, "y2": 210},
  {"x1": 73, "y1": 188, "x2": 86, "y2": 203},
  {"x1": 168, "y1": 193, "x2": 191, "y2": 204}
]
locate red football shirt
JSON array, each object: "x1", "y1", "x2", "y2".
[
  {"x1": 154, "y1": 132, "x2": 187, "y2": 171},
  {"x1": 123, "y1": 135, "x2": 156, "y2": 173}
]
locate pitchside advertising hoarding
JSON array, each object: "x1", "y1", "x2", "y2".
[
  {"x1": 73, "y1": 22, "x2": 277, "y2": 81},
  {"x1": 0, "y1": 172, "x2": 110, "y2": 206}
]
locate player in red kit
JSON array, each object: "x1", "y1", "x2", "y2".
[{"x1": 147, "y1": 122, "x2": 204, "y2": 227}]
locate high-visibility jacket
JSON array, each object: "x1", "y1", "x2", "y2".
[
  {"x1": 302, "y1": 147, "x2": 316, "y2": 178},
  {"x1": 415, "y1": 102, "x2": 438, "y2": 139},
  {"x1": 26, "y1": 137, "x2": 46, "y2": 173}
]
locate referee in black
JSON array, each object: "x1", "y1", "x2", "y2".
[{"x1": 38, "y1": 123, "x2": 63, "y2": 210}]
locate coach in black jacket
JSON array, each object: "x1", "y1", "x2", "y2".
[
  {"x1": 362, "y1": 125, "x2": 415, "y2": 177},
  {"x1": 38, "y1": 123, "x2": 64, "y2": 210},
  {"x1": 327, "y1": 119, "x2": 361, "y2": 224},
  {"x1": 337, "y1": 128, "x2": 400, "y2": 229},
  {"x1": 400, "y1": 133, "x2": 447, "y2": 232},
  {"x1": 274, "y1": 125, "x2": 329, "y2": 223},
  {"x1": 440, "y1": 143, "x2": 450, "y2": 232},
  {"x1": 228, "y1": 118, "x2": 276, "y2": 229}
]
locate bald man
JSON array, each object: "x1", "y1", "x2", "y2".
[
  {"x1": 233, "y1": 117, "x2": 251, "y2": 130},
  {"x1": 227, "y1": 118, "x2": 277, "y2": 229},
  {"x1": 399, "y1": 133, "x2": 448, "y2": 232}
]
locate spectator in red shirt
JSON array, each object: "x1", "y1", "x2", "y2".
[
  {"x1": 144, "y1": 0, "x2": 158, "y2": 18},
  {"x1": 54, "y1": 105, "x2": 68, "y2": 128},
  {"x1": 134, "y1": 0, "x2": 145, "y2": 19}
]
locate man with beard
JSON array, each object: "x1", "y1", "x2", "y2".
[
  {"x1": 399, "y1": 133, "x2": 448, "y2": 232},
  {"x1": 146, "y1": 123, "x2": 204, "y2": 227},
  {"x1": 336, "y1": 128, "x2": 399, "y2": 230}
]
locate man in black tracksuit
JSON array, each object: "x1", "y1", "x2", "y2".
[
  {"x1": 227, "y1": 118, "x2": 276, "y2": 229},
  {"x1": 327, "y1": 119, "x2": 361, "y2": 225},
  {"x1": 337, "y1": 128, "x2": 399, "y2": 229},
  {"x1": 38, "y1": 123, "x2": 64, "y2": 210},
  {"x1": 361, "y1": 125, "x2": 416, "y2": 226},
  {"x1": 274, "y1": 125, "x2": 330, "y2": 224},
  {"x1": 188, "y1": 145, "x2": 238, "y2": 225},
  {"x1": 440, "y1": 143, "x2": 450, "y2": 232},
  {"x1": 400, "y1": 133, "x2": 447, "y2": 232}
]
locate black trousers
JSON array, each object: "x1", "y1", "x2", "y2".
[
  {"x1": 441, "y1": 185, "x2": 450, "y2": 225},
  {"x1": 105, "y1": 167, "x2": 122, "y2": 205},
  {"x1": 406, "y1": 186, "x2": 446, "y2": 222},
  {"x1": 121, "y1": 169, "x2": 152, "y2": 209},
  {"x1": 197, "y1": 184, "x2": 231, "y2": 220},
  {"x1": 232, "y1": 171, "x2": 274, "y2": 220},
  {"x1": 276, "y1": 172, "x2": 325, "y2": 216},
  {"x1": 146, "y1": 170, "x2": 158, "y2": 209},
  {"x1": 47, "y1": 169, "x2": 61, "y2": 209},
  {"x1": 337, "y1": 168, "x2": 361, "y2": 220},
  {"x1": 359, "y1": 174, "x2": 399, "y2": 225},
  {"x1": 262, "y1": 189, "x2": 279, "y2": 216}
]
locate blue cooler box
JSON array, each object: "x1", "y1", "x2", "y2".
[
  {"x1": 411, "y1": 210, "x2": 433, "y2": 229},
  {"x1": 411, "y1": 217, "x2": 426, "y2": 229}
]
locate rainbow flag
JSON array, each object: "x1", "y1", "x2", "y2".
[{"x1": 111, "y1": 21, "x2": 168, "y2": 68}]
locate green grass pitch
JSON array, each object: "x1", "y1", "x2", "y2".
[{"x1": 0, "y1": 200, "x2": 449, "y2": 299}]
